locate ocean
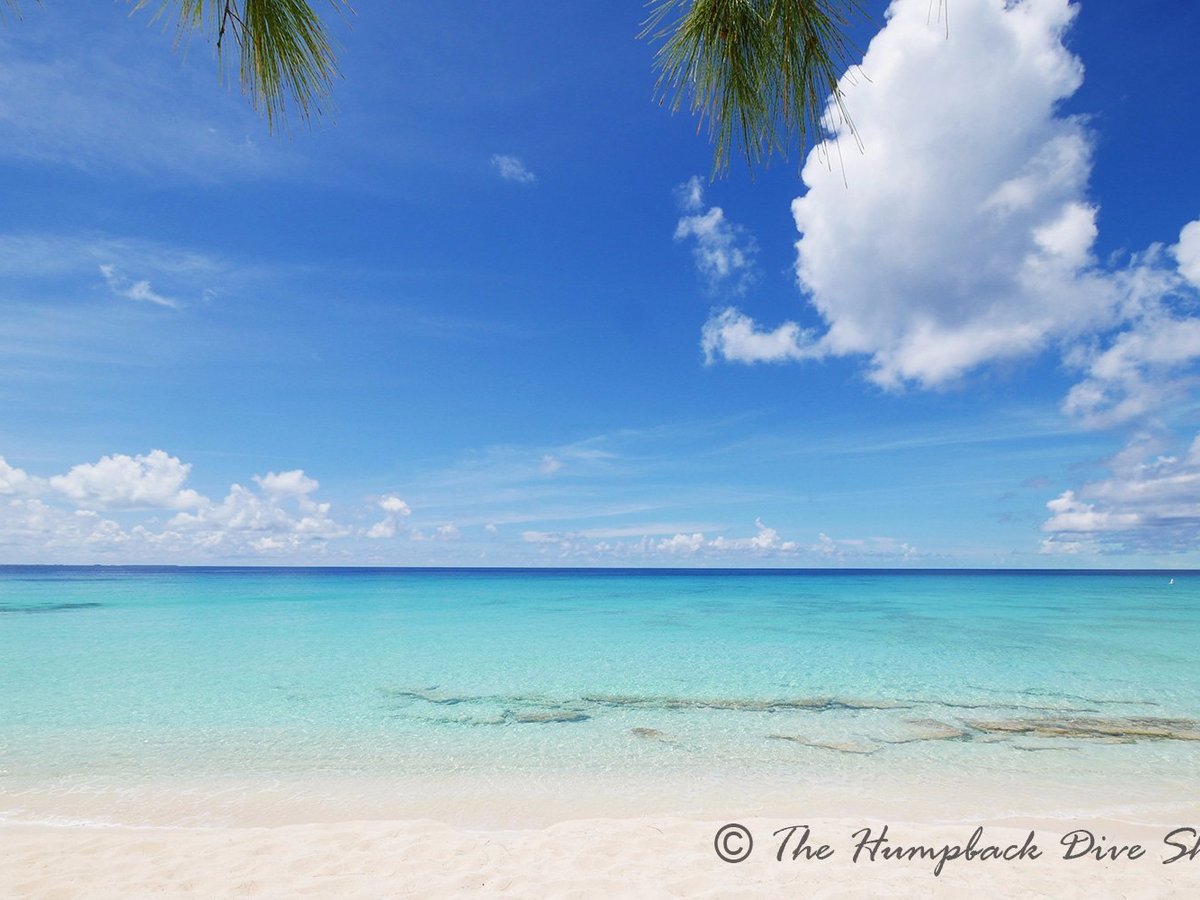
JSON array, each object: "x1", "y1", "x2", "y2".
[{"x1": 1, "y1": 567, "x2": 1196, "y2": 827}]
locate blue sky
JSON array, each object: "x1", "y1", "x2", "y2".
[{"x1": 1, "y1": 0, "x2": 1198, "y2": 566}]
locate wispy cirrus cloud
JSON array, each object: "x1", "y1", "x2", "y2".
[
  {"x1": 99, "y1": 264, "x2": 179, "y2": 308},
  {"x1": 0, "y1": 48, "x2": 285, "y2": 182},
  {"x1": 0, "y1": 233, "x2": 226, "y2": 282},
  {"x1": 0, "y1": 233, "x2": 234, "y2": 379},
  {"x1": 0, "y1": 0, "x2": 316, "y2": 184}
]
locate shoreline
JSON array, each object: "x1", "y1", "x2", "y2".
[{"x1": 4, "y1": 763, "x2": 1197, "y2": 830}]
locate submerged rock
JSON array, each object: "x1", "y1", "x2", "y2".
[
  {"x1": 424, "y1": 713, "x2": 509, "y2": 727},
  {"x1": 508, "y1": 709, "x2": 590, "y2": 724},
  {"x1": 379, "y1": 686, "x2": 467, "y2": 705},
  {"x1": 582, "y1": 694, "x2": 910, "y2": 713},
  {"x1": 629, "y1": 727, "x2": 672, "y2": 741},
  {"x1": 932, "y1": 700, "x2": 1100, "y2": 714},
  {"x1": 886, "y1": 718, "x2": 972, "y2": 743},
  {"x1": 0, "y1": 602, "x2": 103, "y2": 614},
  {"x1": 768, "y1": 735, "x2": 881, "y2": 755},
  {"x1": 382, "y1": 687, "x2": 568, "y2": 708},
  {"x1": 964, "y1": 716, "x2": 1200, "y2": 742}
]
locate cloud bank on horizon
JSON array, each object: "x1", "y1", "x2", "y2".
[
  {"x1": 0, "y1": 450, "x2": 896, "y2": 565},
  {"x1": 683, "y1": 0, "x2": 1200, "y2": 557}
]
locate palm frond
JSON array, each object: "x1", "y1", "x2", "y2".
[
  {"x1": 642, "y1": 0, "x2": 865, "y2": 177},
  {"x1": 133, "y1": 0, "x2": 351, "y2": 130}
]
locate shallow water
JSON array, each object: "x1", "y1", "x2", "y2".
[{"x1": 1, "y1": 567, "x2": 1196, "y2": 826}]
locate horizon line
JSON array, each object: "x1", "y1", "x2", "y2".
[{"x1": 0, "y1": 564, "x2": 1194, "y2": 575}]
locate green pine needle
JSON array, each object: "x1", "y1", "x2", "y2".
[
  {"x1": 641, "y1": 0, "x2": 865, "y2": 177},
  {"x1": 133, "y1": 0, "x2": 351, "y2": 131}
]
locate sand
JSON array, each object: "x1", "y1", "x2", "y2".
[{"x1": 4, "y1": 815, "x2": 1200, "y2": 898}]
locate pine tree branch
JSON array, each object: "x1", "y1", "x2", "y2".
[{"x1": 642, "y1": 0, "x2": 866, "y2": 178}]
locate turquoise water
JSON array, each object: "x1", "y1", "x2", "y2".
[{"x1": 1, "y1": 567, "x2": 1198, "y2": 825}]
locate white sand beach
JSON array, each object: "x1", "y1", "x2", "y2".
[
  {"x1": 6, "y1": 814, "x2": 1200, "y2": 898},
  {"x1": 5, "y1": 765, "x2": 1200, "y2": 897}
]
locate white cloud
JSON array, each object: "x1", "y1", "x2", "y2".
[
  {"x1": 701, "y1": 308, "x2": 824, "y2": 365},
  {"x1": 1038, "y1": 535, "x2": 1094, "y2": 555},
  {"x1": 782, "y1": 0, "x2": 1126, "y2": 388},
  {"x1": 708, "y1": 519, "x2": 799, "y2": 553},
  {"x1": 0, "y1": 457, "x2": 33, "y2": 495},
  {"x1": 1042, "y1": 490, "x2": 1140, "y2": 532},
  {"x1": 1051, "y1": 236, "x2": 1200, "y2": 427},
  {"x1": 520, "y1": 530, "x2": 562, "y2": 544},
  {"x1": 657, "y1": 532, "x2": 705, "y2": 555},
  {"x1": 693, "y1": 0, "x2": 1199, "y2": 424},
  {"x1": 490, "y1": 154, "x2": 537, "y2": 184},
  {"x1": 1061, "y1": 301, "x2": 1200, "y2": 428},
  {"x1": 168, "y1": 471, "x2": 348, "y2": 550},
  {"x1": 526, "y1": 521, "x2": 774, "y2": 556},
  {"x1": 0, "y1": 497, "x2": 131, "y2": 552},
  {"x1": 0, "y1": 452, "x2": 371, "y2": 560},
  {"x1": 529, "y1": 525, "x2": 921, "y2": 564},
  {"x1": 674, "y1": 177, "x2": 756, "y2": 293},
  {"x1": 411, "y1": 523, "x2": 462, "y2": 542},
  {"x1": 49, "y1": 450, "x2": 205, "y2": 510},
  {"x1": 99, "y1": 264, "x2": 179, "y2": 308},
  {"x1": 1041, "y1": 433, "x2": 1200, "y2": 552},
  {"x1": 811, "y1": 532, "x2": 921, "y2": 562},
  {"x1": 675, "y1": 175, "x2": 704, "y2": 213},
  {"x1": 523, "y1": 522, "x2": 755, "y2": 559},
  {"x1": 656, "y1": 521, "x2": 804, "y2": 557},
  {"x1": 1174, "y1": 220, "x2": 1200, "y2": 289},
  {"x1": 576, "y1": 523, "x2": 716, "y2": 539},
  {"x1": 518, "y1": 529, "x2": 635, "y2": 560},
  {"x1": 379, "y1": 495, "x2": 411, "y2": 515},
  {"x1": 365, "y1": 521, "x2": 397, "y2": 539},
  {"x1": 365, "y1": 494, "x2": 411, "y2": 539},
  {"x1": 253, "y1": 469, "x2": 320, "y2": 498},
  {"x1": 538, "y1": 454, "x2": 563, "y2": 475}
]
